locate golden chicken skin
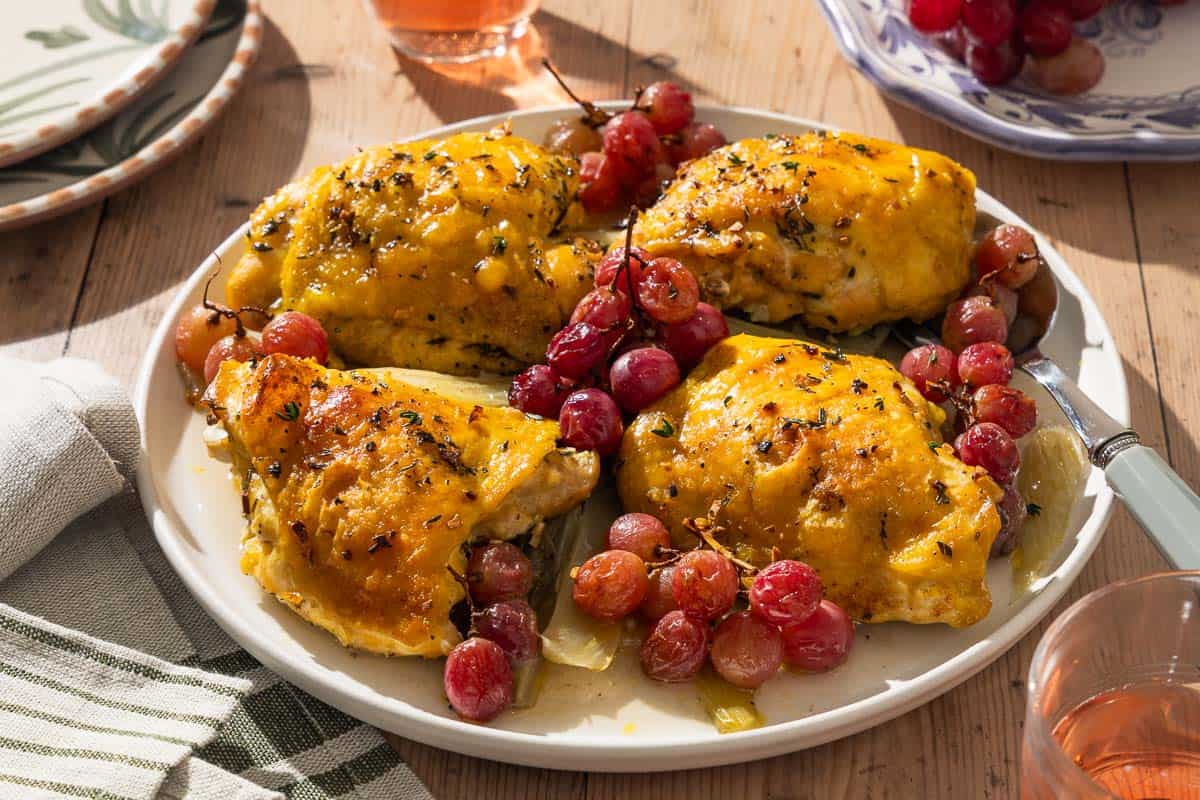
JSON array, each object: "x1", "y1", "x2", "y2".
[
  {"x1": 634, "y1": 131, "x2": 976, "y2": 332},
  {"x1": 615, "y1": 334, "x2": 1001, "y2": 628},
  {"x1": 207, "y1": 354, "x2": 599, "y2": 657},
  {"x1": 225, "y1": 129, "x2": 599, "y2": 375}
]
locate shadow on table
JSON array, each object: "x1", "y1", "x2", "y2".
[{"x1": 395, "y1": 9, "x2": 710, "y2": 124}]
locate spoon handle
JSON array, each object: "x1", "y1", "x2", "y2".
[
  {"x1": 1105, "y1": 443, "x2": 1200, "y2": 570},
  {"x1": 1019, "y1": 356, "x2": 1200, "y2": 569}
]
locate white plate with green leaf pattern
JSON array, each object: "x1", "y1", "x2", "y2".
[
  {"x1": 0, "y1": 0, "x2": 260, "y2": 232},
  {"x1": 0, "y1": 0, "x2": 216, "y2": 169}
]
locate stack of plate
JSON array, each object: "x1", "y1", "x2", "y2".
[{"x1": 0, "y1": 0, "x2": 264, "y2": 232}]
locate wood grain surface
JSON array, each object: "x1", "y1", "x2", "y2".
[{"x1": 0, "y1": 1, "x2": 1191, "y2": 797}]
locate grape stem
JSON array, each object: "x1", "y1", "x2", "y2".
[
  {"x1": 446, "y1": 564, "x2": 478, "y2": 636},
  {"x1": 619, "y1": 207, "x2": 644, "y2": 320},
  {"x1": 541, "y1": 58, "x2": 612, "y2": 128},
  {"x1": 201, "y1": 259, "x2": 273, "y2": 337}
]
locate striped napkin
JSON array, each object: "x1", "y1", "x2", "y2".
[{"x1": 0, "y1": 356, "x2": 432, "y2": 800}]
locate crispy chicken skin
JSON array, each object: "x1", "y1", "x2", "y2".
[
  {"x1": 208, "y1": 355, "x2": 599, "y2": 657},
  {"x1": 633, "y1": 131, "x2": 976, "y2": 332},
  {"x1": 616, "y1": 334, "x2": 1001, "y2": 628},
  {"x1": 225, "y1": 130, "x2": 599, "y2": 375}
]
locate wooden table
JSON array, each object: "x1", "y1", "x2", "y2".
[{"x1": 2, "y1": 0, "x2": 1194, "y2": 796}]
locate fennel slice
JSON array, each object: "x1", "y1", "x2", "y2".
[
  {"x1": 1013, "y1": 425, "x2": 1090, "y2": 592},
  {"x1": 540, "y1": 484, "x2": 623, "y2": 671},
  {"x1": 357, "y1": 367, "x2": 511, "y2": 407},
  {"x1": 695, "y1": 668, "x2": 764, "y2": 734}
]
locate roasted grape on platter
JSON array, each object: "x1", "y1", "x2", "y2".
[{"x1": 136, "y1": 75, "x2": 1121, "y2": 770}]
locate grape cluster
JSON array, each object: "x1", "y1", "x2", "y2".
[
  {"x1": 573, "y1": 513, "x2": 856, "y2": 689},
  {"x1": 509, "y1": 238, "x2": 729, "y2": 456},
  {"x1": 899, "y1": 222, "x2": 1043, "y2": 556},
  {"x1": 175, "y1": 288, "x2": 331, "y2": 384},
  {"x1": 904, "y1": 0, "x2": 1153, "y2": 93},
  {"x1": 540, "y1": 62, "x2": 728, "y2": 213},
  {"x1": 442, "y1": 542, "x2": 541, "y2": 722}
]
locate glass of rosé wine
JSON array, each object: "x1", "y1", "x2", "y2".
[
  {"x1": 1022, "y1": 572, "x2": 1200, "y2": 799},
  {"x1": 363, "y1": 0, "x2": 539, "y2": 63}
]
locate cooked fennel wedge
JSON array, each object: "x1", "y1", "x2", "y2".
[
  {"x1": 695, "y1": 668, "x2": 764, "y2": 734},
  {"x1": 539, "y1": 486, "x2": 623, "y2": 671}
]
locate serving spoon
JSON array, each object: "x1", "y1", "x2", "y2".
[{"x1": 897, "y1": 265, "x2": 1200, "y2": 570}]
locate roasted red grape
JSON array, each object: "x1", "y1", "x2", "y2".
[
  {"x1": 467, "y1": 542, "x2": 533, "y2": 605},
  {"x1": 781, "y1": 600, "x2": 855, "y2": 672},
  {"x1": 961, "y1": 0, "x2": 1016, "y2": 46},
  {"x1": 594, "y1": 246, "x2": 651, "y2": 294},
  {"x1": 1029, "y1": 36, "x2": 1105, "y2": 95},
  {"x1": 899, "y1": 344, "x2": 958, "y2": 402},
  {"x1": 672, "y1": 550, "x2": 738, "y2": 620},
  {"x1": 973, "y1": 383, "x2": 1037, "y2": 437},
  {"x1": 942, "y1": 295, "x2": 1009, "y2": 352},
  {"x1": 609, "y1": 347, "x2": 681, "y2": 412},
  {"x1": 632, "y1": 160, "x2": 676, "y2": 208},
  {"x1": 546, "y1": 322, "x2": 608, "y2": 379},
  {"x1": 641, "y1": 566, "x2": 679, "y2": 620},
  {"x1": 1020, "y1": 2, "x2": 1073, "y2": 57},
  {"x1": 558, "y1": 388, "x2": 624, "y2": 455},
  {"x1": 509, "y1": 364, "x2": 570, "y2": 419},
  {"x1": 749, "y1": 560, "x2": 823, "y2": 627},
  {"x1": 571, "y1": 287, "x2": 632, "y2": 332},
  {"x1": 992, "y1": 481, "x2": 1029, "y2": 557},
  {"x1": 579, "y1": 152, "x2": 623, "y2": 214},
  {"x1": 637, "y1": 258, "x2": 700, "y2": 324},
  {"x1": 710, "y1": 611, "x2": 785, "y2": 689},
  {"x1": 175, "y1": 304, "x2": 238, "y2": 374},
  {"x1": 965, "y1": 41, "x2": 1025, "y2": 85},
  {"x1": 976, "y1": 224, "x2": 1039, "y2": 289},
  {"x1": 572, "y1": 549, "x2": 649, "y2": 621},
  {"x1": 543, "y1": 117, "x2": 603, "y2": 155},
  {"x1": 444, "y1": 637, "x2": 513, "y2": 722},
  {"x1": 641, "y1": 82, "x2": 695, "y2": 135},
  {"x1": 203, "y1": 334, "x2": 262, "y2": 384},
  {"x1": 660, "y1": 303, "x2": 729, "y2": 367},
  {"x1": 607, "y1": 512, "x2": 672, "y2": 561},
  {"x1": 261, "y1": 311, "x2": 329, "y2": 364},
  {"x1": 666, "y1": 123, "x2": 727, "y2": 166},
  {"x1": 472, "y1": 600, "x2": 539, "y2": 663},
  {"x1": 909, "y1": 0, "x2": 963, "y2": 32},
  {"x1": 956, "y1": 342, "x2": 1014, "y2": 388},
  {"x1": 955, "y1": 421, "x2": 1021, "y2": 482},
  {"x1": 936, "y1": 23, "x2": 969, "y2": 60},
  {"x1": 640, "y1": 609, "x2": 709, "y2": 682},
  {"x1": 602, "y1": 111, "x2": 664, "y2": 186},
  {"x1": 966, "y1": 282, "x2": 1019, "y2": 326}
]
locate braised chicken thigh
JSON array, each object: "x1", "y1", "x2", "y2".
[
  {"x1": 616, "y1": 334, "x2": 1001, "y2": 628},
  {"x1": 207, "y1": 355, "x2": 599, "y2": 657},
  {"x1": 634, "y1": 131, "x2": 977, "y2": 332}
]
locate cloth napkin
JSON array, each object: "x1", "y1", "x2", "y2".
[{"x1": 0, "y1": 356, "x2": 433, "y2": 800}]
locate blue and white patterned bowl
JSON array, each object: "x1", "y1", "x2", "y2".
[{"x1": 818, "y1": 0, "x2": 1200, "y2": 161}]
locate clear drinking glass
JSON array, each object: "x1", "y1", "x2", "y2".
[
  {"x1": 363, "y1": 0, "x2": 540, "y2": 64},
  {"x1": 1022, "y1": 572, "x2": 1200, "y2": 799}
]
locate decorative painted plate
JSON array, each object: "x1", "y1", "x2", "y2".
[
  {"x1": 0, "y1": 0, "x2": 261, "y2": 233},
  {"x1": 0, "y1": 0, "x2": 216, "y2": 169},
  {"x1": 134, "y1": 105, "x2": 1126, "y2": 772},
  {"x1": 818, "y1": 0, "x2": 1200, "y2": 161}
]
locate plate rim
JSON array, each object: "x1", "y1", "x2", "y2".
[
  {"x1": 134, "y1": 104, "x2": 1126, "y2": 771},
  {"x1": 815, "y1": 0, "x2": 1200, "y2": 162},
  {"x1": 0, "y1": 0, "x2": 216, "y2": 169},
  {"x1": 0, "y1": 0, "x2": 263, "y2": 233}
]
